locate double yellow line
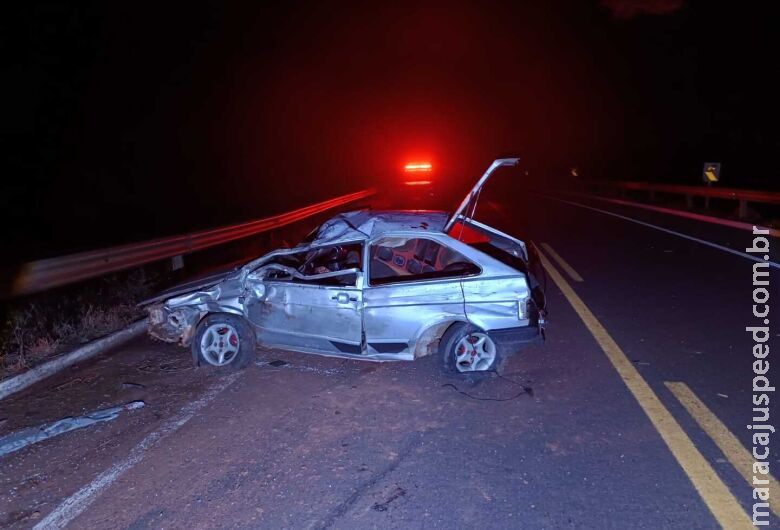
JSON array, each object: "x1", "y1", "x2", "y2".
[
  {"x1": 535, "y1": 242, "x2": 755, "y2": 529},
  {"x1": 666, "y1": 381, "x2": 780, "y2": 516}
]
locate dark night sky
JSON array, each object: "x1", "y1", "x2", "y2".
[{"x1": 2, "y1": 1, "x2": 777, "y2": 262}]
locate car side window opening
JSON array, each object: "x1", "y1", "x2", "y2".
[
  {"x1": 369, "y1": 237, "x2": 480, "y2": 285},
  {"x1": 263, "y1": 243, "x2": 362, "y2": 287}
]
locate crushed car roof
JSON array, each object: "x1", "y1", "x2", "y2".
[{"x1": 304, "y1": 210, "x2": 450, "y2": 246}]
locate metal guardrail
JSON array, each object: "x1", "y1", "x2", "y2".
[
  {"x1": 588, "y1": 181, "x2": 780, "y2": 218},
  {"x1": 10, "y1": 188, "x2": 376, "y2": 296}
]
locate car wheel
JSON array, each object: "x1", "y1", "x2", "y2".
[
  {"x1": 440, "y1": 322, "x2": 501, "y2": 374},
  {"x1": 192, "y1": 314, "x2": 256, "y2": 369}
]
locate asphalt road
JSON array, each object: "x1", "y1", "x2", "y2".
[{"x1": 1, "y1": 192, "x2": 778, "y2": 529}]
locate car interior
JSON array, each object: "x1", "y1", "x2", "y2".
[
  {"x1": 369, "y1": 237, "x2": 479, "y2": 285},
  {"x1": 261, "y1": 243, "x2": 362, "y2": 286}
]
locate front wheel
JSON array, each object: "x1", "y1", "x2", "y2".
[
  {"x1": 192, "y1": 314, "x2": 256, "y2": 369},
  {"x1": 440, "y1": 323, "x2": 502, "y2": 374}
]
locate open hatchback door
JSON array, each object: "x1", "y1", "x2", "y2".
[{"x1": 444, "y1": 158, "x2": 528, "y2": 260}]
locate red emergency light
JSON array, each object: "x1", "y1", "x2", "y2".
[
  {"x1": 404, "y1": 162, "x2": 432, "y2": 173},
  {"x1": 403, "y1": 180, "x2": 432, "y2": 186}
]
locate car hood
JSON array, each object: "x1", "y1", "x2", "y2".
[{"x1": 139, "y1": 268, "x2": 240, "y2": 306}]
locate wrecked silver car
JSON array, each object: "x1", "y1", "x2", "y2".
[{"x1": 143, "y1": 159, "x2": 546, "y2": 373}]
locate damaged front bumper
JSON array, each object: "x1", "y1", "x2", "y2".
[
  {"x1": 144, "y1": 282, "x2": 237, "y2": 347},
  {"x1": 146, "y1": 304, "x2": 203, "y2": 346}
]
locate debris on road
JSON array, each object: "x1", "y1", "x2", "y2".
[
  {"x1": 717, "y1": 393, "x2": 728, "y2": 398},
  {"x1": 440, "y1": 373, "x2": 534, "y2": 402},
  {"x1": 255, "y1": 358, "x2": 345, "y2": 376},
  {"x1": 0, "y1": 401, "x2": 145, "y2": 457},
  {"x1": 137, "y1": 358, "x2": 192, "y2": 373},
  {"x1": 372, "y1": 486, "x2": 407, "y2": 512},
  {"x1": 55, "y1": 377, "x2": 87, "y2": 391},
  {"x1": 267, "y1": 360, "x2": 288, "y2": 367}
]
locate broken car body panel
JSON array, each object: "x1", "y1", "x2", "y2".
[{"x1": 144, "y1": 159, "x2": 545, "y2": 364}]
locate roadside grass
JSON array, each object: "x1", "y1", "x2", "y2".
[{"x1": 0, "y1": 269, "x2": 158, "y2": 378}]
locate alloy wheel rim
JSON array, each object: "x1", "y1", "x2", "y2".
[
  {"x1": 454, "y1": 332, "x2": 496, "y2": 372},
  {"x1": 200, "y1": 323, "x2": 240, "y2": 366}
]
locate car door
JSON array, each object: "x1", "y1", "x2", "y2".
[
  {"x1": 362, "y1": 234, "x2": 480, "y2": 359},
  {"x1": 243, "y1": 243, "x2": 364, "y2": 356}
]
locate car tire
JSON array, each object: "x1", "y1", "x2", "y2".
[
  {"x1": 192, "y1": 314, "x2": 256, "y2": 370},
  {"x1": 440, "y1": 322, "x2": 502, "y2": 374}
]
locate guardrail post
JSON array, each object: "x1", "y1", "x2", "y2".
[
  {"x1": 685, "y1": 194, "x2": 693, "y2": 208},
  {"x1": 171, "y1": 255, "x2": 184, "y2": 271},
  {"x1": 649, "y1": 190, "x2": 656, "y2": 202},
  {"x1": 738, "y1": 199, "x2": 748, "y2": 220}
]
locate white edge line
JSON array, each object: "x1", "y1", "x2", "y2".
[
  {"x1": 33, "y1": 372, "x2": 243, "y2": 529},
  {"x1": 540, "y1": 194, "x2": 780, "y2": 270}
]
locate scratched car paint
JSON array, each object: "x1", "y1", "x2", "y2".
[{"x1": 143, "y1": 159, "x2": 546, "y2": 373}]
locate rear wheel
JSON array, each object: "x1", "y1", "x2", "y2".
[
  {"x1": 193, "y1": 314, "x2": 255, "y2": 369},
  {"x1": 440, "y1": 323, "x2": 501, "y2": 374}
]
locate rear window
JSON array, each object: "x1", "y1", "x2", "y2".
[
  {"x1": 467, "y1": 241, "x2": 528, "y2": 274},
  {"x1": 369, "y1": 237, "x2": 480, "y2": 285}
]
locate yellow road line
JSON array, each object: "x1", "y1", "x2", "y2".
[
  {"x1": 666, "y1": 381, "x2": 779, "y2": 517},
  {"x1": 536, "y1": 249, "x2": 752, "y2": 529},
  {"x1": 540, "y1": 242, "x2": 584, "y2": 282}
]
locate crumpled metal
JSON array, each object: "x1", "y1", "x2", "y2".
[{"x1": 0, "y1": 401, "x2": 145, "y2": 457}]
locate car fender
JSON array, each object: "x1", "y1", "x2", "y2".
[{"x1": 410, "y1": 317, "x2": 469, "y2": 358}]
